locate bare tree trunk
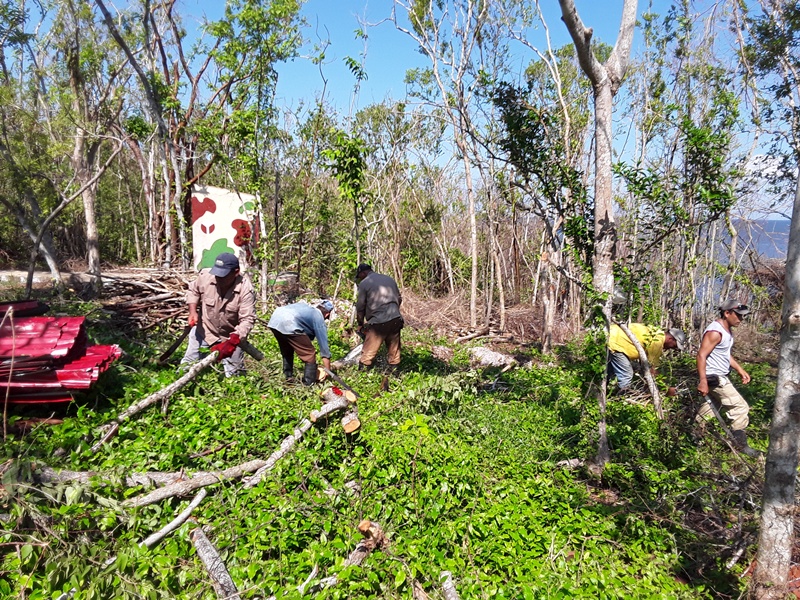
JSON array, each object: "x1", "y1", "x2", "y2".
[
  {"x1": 752, "y1": 177, "x2": 800, "y2": 599},
  {"x1": 559, "y1": 0, "x2": 638, "y2": 470},
  {"x1": 0, "y1": 197, "x2": 62, "y2": 288}
]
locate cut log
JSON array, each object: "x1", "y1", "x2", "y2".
[
  {"x1": 310, "y1": 395, "x2": 350, "y2": 423},
  {"x1": 331, "y1": 343, "x2": 363, "y2": 369},
  {"x1": 126, "y1": 420, "x2": 313, "y2": 506},
  {"x1": 190, "y1": 526, "x2": 240, "y2": 599},
  {"x1": 440, "y1": 571, "x2": 461, "y2": 600},
  {"x1": 308, "y1": 520, "x2": 387, "y2": 593},
  {"x1": 91, "y1": 352, "x2": 218, "y2": 453},
  {"x1": 341, "y1": 409, "x2": 361, "y2": 434},
  {"x1": 320, "y1": 386, "x2": 357, "y2": 405}
]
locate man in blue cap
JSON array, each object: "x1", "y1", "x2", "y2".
[
  {"x1": 180, "y1": 252, "x2": 256, "y2": 377},
  {"x1": 268, "y1": 300, "x2": 333, "y2": 385}
]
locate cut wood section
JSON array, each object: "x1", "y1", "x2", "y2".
[
  {"x1": 125, "y1": 420, "x2": 313, "y2": 506},
  {"x1": 91, "y1": 352, "x2": 218, "y2": 453},
  {"x1": 319, "y1": 386, "x2": 357, "y2": 405},
  {"x1": 341, "y1": 409, "x2": 361, "y2": 434},
  {"x1": 310, "y1": 395, "x2": 350, "y2": 423},
  {"x1": 330, "y1": 343, "x2": 363, "y2": 369},
  {"x1": 309, "y1": 520, "x2": 388, "y2": 592},
  {"x1": 190, "y1": 526, "x2": 240, "y2": 599}
]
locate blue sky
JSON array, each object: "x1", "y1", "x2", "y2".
[{"x1": 181, "y1": 0, "x2": 675, "y2": 115}]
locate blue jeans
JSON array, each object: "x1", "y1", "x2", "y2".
[
  {"x1": 180, "y1": 325, "x2": 245, "y2": 377},
  {"x1": 608, "y1": 351, "x2": 635, "y2": 390}
]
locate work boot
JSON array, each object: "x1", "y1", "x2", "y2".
[
  {"x1": 302, "y1": 361, "x2": 318, "y2": 386},
  {"x1": 731, "y1": 429, "x2": 762, "y2": 457},
  {"x1": 282, "y1": 357, "x2": 294, "y2": 380},
  {"x1": 358, "y1": 362, "x2": 374, "y2": 371}
]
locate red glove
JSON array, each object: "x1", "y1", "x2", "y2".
[{"x1": 213, "y1": 333, "x2": 240, "y2": 361}]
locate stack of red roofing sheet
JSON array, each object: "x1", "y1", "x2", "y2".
[{"x1": 0, "y1": 316, "x2": 121, "y2": 404}]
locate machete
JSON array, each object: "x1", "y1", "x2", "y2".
[
  {"x1": 701, "y1": 395, "x2": 735, "y2": 441},
  {"x1": 157, "y1": 325, "x2": 192, "y2": 365},
  {"x1": 320, "y1": 366, "x2": 358, "y2": 397}
]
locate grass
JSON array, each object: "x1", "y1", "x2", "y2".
[{"x1": 0, "y1": 298, "x2": 776, "y2": 599}]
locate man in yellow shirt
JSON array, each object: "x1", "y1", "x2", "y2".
[{"x1": 608, "y1": 324, "x2": 686, "y2": 391}]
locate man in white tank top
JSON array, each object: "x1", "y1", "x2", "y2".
[{"x1": 696, "y1": 299, "x2": 760, "y2": 456}]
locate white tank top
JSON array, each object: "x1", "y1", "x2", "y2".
[{"x1": 703, "y1": 320, "x2": 732, "y2": 376}]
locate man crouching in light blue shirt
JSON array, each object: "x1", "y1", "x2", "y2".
[{"x1": 268, "y1": 300, "x2": 333, "y2": 385}]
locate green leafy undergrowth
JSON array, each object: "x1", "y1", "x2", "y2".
[{"x1": 1, "y1": 315, "x2": 766, "y2": 599}]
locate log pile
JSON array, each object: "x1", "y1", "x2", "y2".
[{"x1": 93, "y1": 269, "x2": 191, "y2": 332}]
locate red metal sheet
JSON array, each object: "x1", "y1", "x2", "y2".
[
  {"x1": 0, "y1": 345, "x2": 121, "y2": 390},
  {"x1": 0, "y1": 317, "x2": 86, "y2": 362},
  {"x1": 0, "y1": 316, "x2": 121, "y2": 404}
]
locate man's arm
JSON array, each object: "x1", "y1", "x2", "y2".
[
  {"x1": 355, "y1": 283, "x2": 366, "y2": 326},
  {"x1": 696, "y1": 330, "x2": 722, "y2": 395},
  {"x1": 729, "y1": 356, "x2": 751, "y2": 385},
  {"x1": 234, "y1": 278, "x2": 257, "y2": 339},
  {"x1": 311, "y1": 312, "x2": 332, "y2": 360},
  {"x1": 187, "y1": 277, "x2": 201, "y2": 326}
]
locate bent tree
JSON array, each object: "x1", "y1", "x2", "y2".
[{"x1": 558, "y1": 0, "x2": 638, "y2": 468}]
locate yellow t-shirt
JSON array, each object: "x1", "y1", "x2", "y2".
[{"x1": 608, "y1": 323, "x2": 665, "y2": 367}]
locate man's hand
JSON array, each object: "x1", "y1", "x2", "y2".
[
  {"x1": 697, "y1": 379, "x2": 709, "y2": 396},
  {"x1": 738, "y1": 369, "x2": 751, "y2": 385},
  {"x1": 188, "y1": 308, "x2": 199, "y2": 327},
  {"x1": 213, "y1": 333, "x2": 240, "y2": 361}
]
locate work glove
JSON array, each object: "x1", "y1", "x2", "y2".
[{"x1": 213, "y1": 333, "x2": 240, "y2": 361}]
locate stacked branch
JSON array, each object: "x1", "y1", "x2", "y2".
[{"x1": 91, "y1": 269, "x2": 191, "y2": 331}]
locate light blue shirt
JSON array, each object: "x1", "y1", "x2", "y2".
[{"x1": 267, "y1": 303, "x2": 331, "y2": 359}]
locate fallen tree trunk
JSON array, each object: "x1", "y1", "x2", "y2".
[
  {"x1": 125, "y1": 422, "x2": 312, "y2": 507},
  {"x1": 318, "y1": 386, "x2": 360, "y2": 433},
  {"x1": 190, "y1": 526, "x2": 240, "y2": 599},
  {"x1": 91, "y1": 352, "x2": 218, "y2": 453},
  {"x1": 241, "y1": 420, "x2": 313, "y2": 489},
  {"x1": 33, "y1": 464, "x2": 199, "y2": 488},
  {"x1": 310, "y1": 394, "x2": 351, "y2": 423}
]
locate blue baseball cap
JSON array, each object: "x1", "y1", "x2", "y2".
[
  {"x1": 210, "y1": 253, "x2": 240, "y2": 276},
  {"x1": 318, "y1": 300, "x2": 334, "y2": 313}
]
